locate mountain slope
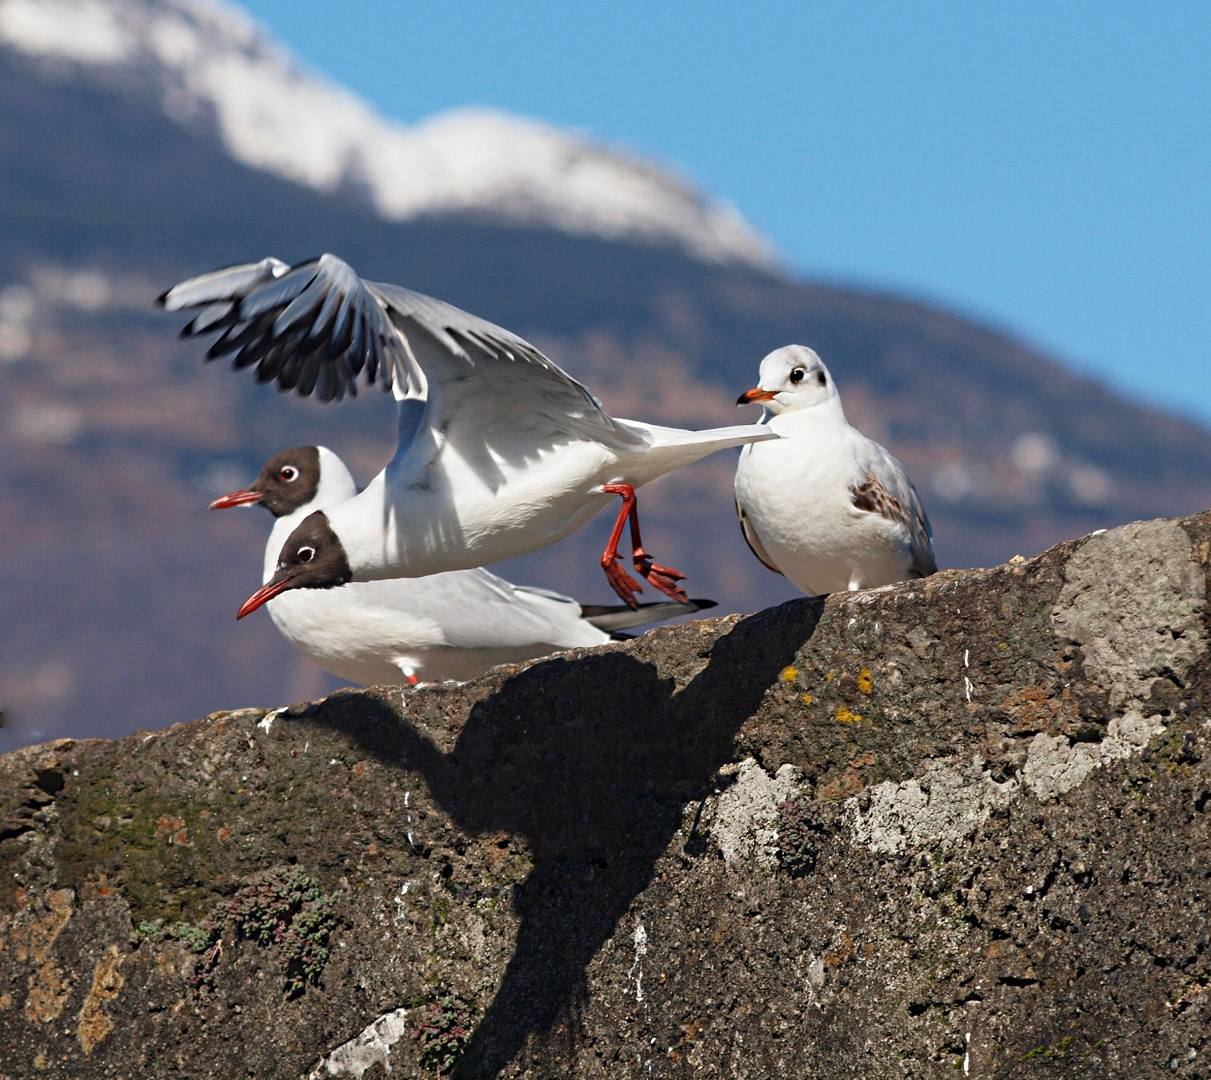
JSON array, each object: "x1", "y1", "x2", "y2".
[{"x1": 0, "y1": 0, "x2": 772, "y2": 265}]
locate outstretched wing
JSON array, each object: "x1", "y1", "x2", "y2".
[{"x1": 159, "y1": 254, "x2": 605, "y2": 415}]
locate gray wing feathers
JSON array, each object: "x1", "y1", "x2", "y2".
[
  {"x1": 160, "y1": 254, "x2": 416, "y2": 402},
  {"x1": 853, "y1": 442, "x2": 937, "y2": 578},
  {"x1": 160, "y1": 254, "x2": 604, "y2": 413},
  {"x1": 905, "y1": 489, "x2": 937, "y2": 578},
  {"x1": 580, "y1": 598, "x2": 716, "y2": 633}
]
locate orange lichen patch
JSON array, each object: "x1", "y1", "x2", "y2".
[
  {"x1": 352, "y1": 761, "x2": 366, "y2": 778},
  {"x1": 818, "y1": 770, "x2": 866, "y2": 801},
  {"x1": 216, "y1": 826, "x2": 233, "y2": 843},
  {"x1": 14, "y1": 888, "x2": 72, "y2": 964},
  {"x1": 25, "y1": 960, "x2": 71, "y2": 1023},
  {"x1": 154, "y1": 815, "x2": 191, "y2": 847},
  {"x1": 1001, "y1": 685, "x2": 1078, "y2": 734},
  {"x1": 848, "y1": 751, "x2": 878, "y2": 770},
  {"x1": 857, "y1": 668, "x2": 874, "y2": 695},
  {"x1": 824, "y1": 933, "x2": 855, "y2": 968},
  {"x1": 801, "y1": 694, "x2": 814, "y2": 707},
  {"x1": 834, "y1": 706, "x2": 863, "y2": 724},
  {"x1": 779, "y1": 666, "x2": 799, "y2": 683},
  {"x1": 154, "y1": 814, "x2": 184, "y2": 838},
  {"x1": 77, "y1": 945, "x2": 125, "y2": 1056}
]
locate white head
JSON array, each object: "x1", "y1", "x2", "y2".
[{"x1": 737, "y1": 345, "x2": 839, "y2": 416}]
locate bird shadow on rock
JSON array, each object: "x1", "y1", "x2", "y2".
[{"x1": 309, "y1": 596, "x2": 823, "y2": 1079}]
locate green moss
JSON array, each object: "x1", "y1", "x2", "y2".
[
  {"x1": 1018, "y1": 1035, "x2": 1075, "y2": 1063},
  {"x1": 54, "y1": 767, "x2": 235, "y2": 924}
]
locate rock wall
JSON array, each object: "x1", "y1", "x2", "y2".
[{"x1": 1, "y1": 512, "x2": 1209, "y2": 1079}]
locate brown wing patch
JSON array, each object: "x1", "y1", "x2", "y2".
[
  {"x1": 850, "y1": 472, "x2": 911, "y2": 527},
  {"x1": 851, "y1": 472, "x2": 937, "y2": 577},
  {"x1": 735, "y1": 499, "x2": 783, "y2": 576}
]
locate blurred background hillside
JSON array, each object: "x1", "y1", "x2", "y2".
[{"x1": 1, "y1": 0, "x2": 1208, "y2": 752}]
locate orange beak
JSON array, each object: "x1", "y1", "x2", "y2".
[
  {"x1": 209, "y1": 489, "x2": 264, "y2": 510},
  {"x1": 737, "y1": 387, "x2": 777, "y2": 406},
  {"x1": 236, "y1": 578, "x2": 292, "y2": 620}
]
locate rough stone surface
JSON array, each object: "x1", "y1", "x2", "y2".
[{"x1": 1, "y1": 510, "x2": 1209, "y2": 1079}]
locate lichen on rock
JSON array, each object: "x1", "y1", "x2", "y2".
[{"x1": 0, "y1": 510, "x2": 1208, "y2": 1078}]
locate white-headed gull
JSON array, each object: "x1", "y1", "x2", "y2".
[
  {"x1": 211, "y1": 445, "x2": 717, "y2": 685},
  {"x1": 733, "y1": 345, "x2": 936, "y2": 596},
  {"x1": 160, "y1": 255, "x2": 776, "y2": 614}
]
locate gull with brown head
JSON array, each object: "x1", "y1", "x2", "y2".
[
  {"x1": 160, "y1": 254, "x2": 777, "y2": 614},
  {"x1": 212, "y1": 445, "x2": 716, "y2": 685}
]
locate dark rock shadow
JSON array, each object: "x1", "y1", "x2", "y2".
[{"x1": 311, "y1": 597, "x2": 823, "y2": 1078}]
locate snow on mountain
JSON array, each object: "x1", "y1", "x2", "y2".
[{"x1": 0, "y1": 0, "x2": 776, "y2": 266}]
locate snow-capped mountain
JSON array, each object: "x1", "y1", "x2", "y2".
[{"x1": 0, "y1": 0, "x2": 774, "y2": 266}]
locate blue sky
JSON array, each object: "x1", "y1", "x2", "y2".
[{"x1": 238, "y1": 1, "x2": 1210, "y2": 425}]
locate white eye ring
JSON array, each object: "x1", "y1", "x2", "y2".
[
  {"x1": 297, "y1": 546, "x2": 315, "y2": 563},
  {"x1": 280, "y1": 466, "x2": 299, "y2": 482}
]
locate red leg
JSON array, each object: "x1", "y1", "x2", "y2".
[
  {"x1": 600, "y1": 484, "x2": 646, "y2": 608},
  {"x1": 600, "y1": 484, "x2": 689, "y2": 606}
]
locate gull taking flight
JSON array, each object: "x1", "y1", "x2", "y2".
[
  {"x1": 212, "y1": 446, "x2": 716, "y2": 685},
  {"x1": 160, "y1": 255, "x2": 775, "y2": 613},
  {"x1": 734, "y1": 345, "x2": 936, "y2": 596}
]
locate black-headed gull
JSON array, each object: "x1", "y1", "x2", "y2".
[
  {"x1": 160, "y1": 255, "x2": 776, "y2": 613},
  {"x1": 211, "y1": 445, "x2": 716, "y2": 685},
  {"x1": 734, "y1": 345, "x2": 936, "y2": 596}
]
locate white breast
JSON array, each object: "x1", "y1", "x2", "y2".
[{"x1": 735, "y1": 412, "x2": 916, "y2": 596}]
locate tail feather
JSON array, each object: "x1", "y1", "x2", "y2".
[
  {"x1": 615, "y1": 420, "x2": 779, "y2": 480},
  {"x1": 641, "y1": 421, "x2": 778, "y2": 451},
  {"x1": 581, "y1": 597, "x2": 717, "y2": 633}
]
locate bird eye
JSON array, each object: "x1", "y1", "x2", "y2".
[
  {"x1": 789, "y1": 368, "x2": 805, "y2": 384},
  {"x1": 816, "y1": 370, "x2": 827, "y2": 387},
  {"x1": 279, "y1": 466, "x2": 299, "y2": 482},
  {"x1": 297, "y1": 546, "x2": 315, "y2": 563}
]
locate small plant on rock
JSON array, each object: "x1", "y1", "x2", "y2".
[
  {"x1": 156, "y1": 865, "x2": 340, "y2": 995},
  {"x1": 776, "y1": 797, "x2": 823, "y2": 876},
  {"x1": 413, "y1": 990, "x2": 477, "y2": 1075},
  {"x1": 206, "y1": 864, "x2": 339, "y2": 995}
]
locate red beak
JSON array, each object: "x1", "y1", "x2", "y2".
[
  {"x1": 210, "y1": 489, "x2": 264, "y2": 510},
  {"x1": 737, "y1": 387, "x2": 777, "y2": 406},
  {"x1": 236, "y1": 578, "x2": 292, "y2": 620}
]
